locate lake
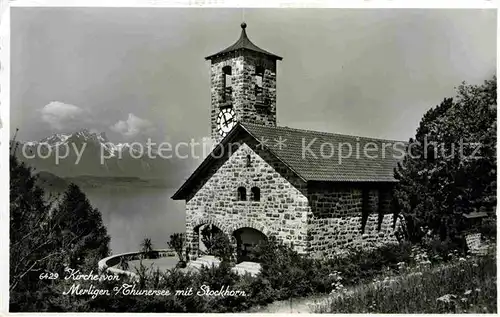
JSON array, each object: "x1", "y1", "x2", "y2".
[{"x1": 84, "y1": 186, "x2": 186, "y2": 254}]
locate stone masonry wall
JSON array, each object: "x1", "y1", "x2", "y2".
[
  {"x1": 210, "y1": 52, "x2": 277, "y2": 143},
  {"x1": 184, "y1": 135, "x2": 401, "y2": 259},
  {"x1": 306, "y1": 183, "x2": 400, "y2": 258},
  {"x1": 185, "y1": 140, "x2": 310, "y2": 257}
]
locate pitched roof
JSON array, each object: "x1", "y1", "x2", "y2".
[
  {"x1": 242, "y1": 123, "x2": 403, "y2": 182},
  {"x1": 172, "y1": 123, "x2": 404, "y2": 200},
  {"x1": 205, "y1": 23, "x2": 283, "y2": 61}
]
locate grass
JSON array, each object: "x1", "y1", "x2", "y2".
[{"x1": 312, "y1": 255, "x2": 497, "y2": 313}]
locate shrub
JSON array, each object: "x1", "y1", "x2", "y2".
[
  {"x1": 200, "y1": 225, "x2": 222, "y2": 254},
  {"x1": 252, "y1": 236, "x2": 342, "y2": 300},
  {"x1": 480, "y1": 218, "x2": 497, "y2": 241},
  {"x1": 421, "y1": 235, "x2": 466, "y2": 262},
  {"x1": 168, "y1": 233, "x2": 186, "y2": 263},
  {"x1": 211, "y1": 232, "x2": 234, "y2": 263}
]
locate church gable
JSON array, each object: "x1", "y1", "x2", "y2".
[
  {"x1": 172, "y1": 125, "x2": 306, "y2": 201},
  {"x1": 185, "y1": 141, "x2": 310, "y2": 253}
]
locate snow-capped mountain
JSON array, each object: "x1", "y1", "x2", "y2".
[
  {"x1": 27, "y1": 129, "x2": 145, "y2": 157},
  {"x1": 39, "y1": 133, "x2": 71, "y2": 145},
  {"x1": 16, "y1": 129, "x2": 168, "y2": 179}
]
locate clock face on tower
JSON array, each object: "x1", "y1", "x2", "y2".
[{"x1": 216, "y1": 108, "x2": 236, "y2": 137}]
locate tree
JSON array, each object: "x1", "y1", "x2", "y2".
[
  {"x1": 52, "y1": 183, "x2": 110, "y2": 268},
  {"x1": 140, "y1": 238, "x2": 155, "y2": 259},
  {"x1": 10, "y1": 155, "x2": 62, "y2": 294},
  {"x1": 168, "y1": 233, "x2": 186, "y2": 263},
  {"x1": 10, "y1": 150, "x2": 111, "y2": 311},
  {"x1": 394, "y1": 76, "x2": 496, "y2": 243}
]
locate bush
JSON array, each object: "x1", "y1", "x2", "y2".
[
  {"x1": 421, "y1": 235, "x2": 467, "y2": 262},
  {"x1": 252, "y1": 237, "x2": 415, "y2": 301},
  {"x1": 168, "y1": 233, "x2": 186, "y2": 263},
  {"x1": 480, "y1": 218, "x2": 496, "y2": 241},
  {"x1": 211, "y1": 232, "x2": 234, "y2": 263},
  {"x1": 321, "y1": 242, "x2": 413, "y2": 286},
  {"x1": 251, "y1": 236, "x2": 314, "y2": 300},
  {"x1": 201, "y1": 225, "x2": 222, "y2": 254}
]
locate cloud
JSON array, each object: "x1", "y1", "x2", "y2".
[
  {"x1": 110, "y1": 113, "x2": 155, "y2": 138},
  {"x1": 40, "y1": 101, "x2": 91, "y2": 130}
]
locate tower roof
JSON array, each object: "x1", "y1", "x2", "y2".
[{"x1": 205, "y1": 22, "x2": 283, "y2": 61}]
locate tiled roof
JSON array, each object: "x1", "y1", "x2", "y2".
[
  {"x1": 205, "y1": 23, "x2": 283, "y2": 61},
  {"x1": 241, "y1": 123, "x2": 403, "y2": 182},
  {"x1": 172, "y1": 123, "x2": 404, "y2": 200}
]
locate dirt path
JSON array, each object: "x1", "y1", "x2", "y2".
[{"x1": 247, "y1": 294, "x2": 332, "y2": 313}]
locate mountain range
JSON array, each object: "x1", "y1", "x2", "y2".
[{"x1": 14, "y1": 129, "x2": 188, "y2": 187}]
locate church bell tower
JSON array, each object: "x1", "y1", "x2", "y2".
[{"x1": 205, "y1": 23, "x2": 282, "y2": 144}]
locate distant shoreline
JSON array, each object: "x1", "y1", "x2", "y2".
[{"x1": 35, "y1": 171, "x2": 179, "y2": 191}]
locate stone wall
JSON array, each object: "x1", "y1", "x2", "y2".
[
  {"x1": 306, "y1": 183, "x2": 399, "y2": 258},
  {"x1": 210, "y1": 51, "x2": 278, "y2": 143},
  {"x1": 185, "y1": 140, "x2": 310, "y2": 257},
  {"x1": 183, "y1": 135, "x2": 401, "y2": 259},
  {"x1": 465, "y1": 233, "x2": 482, "y2": 250}
]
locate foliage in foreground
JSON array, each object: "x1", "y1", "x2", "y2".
[
  {"x1": 44, "y1": 235, "x2": 479, "y2": 313},
  {"x1": 313, "y1": 255, "x2": 497, "y2": 313},
  {"x1": 10, "y1": 154, "x2": 110, "y2": 312},
  {"x1": 393, "y1": 76, "x2": 497, "y2": 242},
  {"x1": 168, "y1": 233, "x2": 186, "y2": 264}
]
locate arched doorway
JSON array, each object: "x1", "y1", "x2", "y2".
[{"x1": 233, "y1": 227, "x2": 267, "y2": 263}]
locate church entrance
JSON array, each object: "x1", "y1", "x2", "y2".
[{"x1": 233, "y1": 227, "x2": 267, "y2": 263}]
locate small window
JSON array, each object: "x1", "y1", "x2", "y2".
[
  {"x1": 222, "y1": 66, "x2": 232, "y2": 103},
  {"x1": 246, "y1": 154, "x2": 251, "y2": 167},
  {"x1": 256, "y1": 74, "x2": 263, "y2": 87},
  {"x1": 251, "y1": 187, "x2": 260, "y2": 202},
  {"x1": 255, "y1": 66, "x2": 264, "y2": 87},
  {"x1": 237, "y1": 187, "x2": 247, "y2": 201},
  {"x1": 223, "y1": 66, "x2": 232, "y2": 88},
  {"x1": 255, "y1": 66, "x2": 265, "y2": 103}
]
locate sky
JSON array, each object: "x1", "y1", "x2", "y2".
[{"x1": 11, "y1": 8, "x2": 497, "y2": 148}]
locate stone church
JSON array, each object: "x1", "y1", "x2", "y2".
[{"x1": 172, "y1": 23, "x2": 403, "y2": 260}]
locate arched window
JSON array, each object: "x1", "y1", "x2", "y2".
[
  {"x1": 237, "y1": 187, "x2": 247, "y2": 201},
  {"x1": 251, "y1": 187, "x2": 260, "y2": 202},
  {"x1": 222, "y1": 66, "x2": 232, "y2": 102},
  {"x1": 223, "y1": 66, "x2": 232, "y2": 87},
  {"x1": 255, "y1": 66, "x2": 264, "y2": 87},
  {"x1": 246, "y1": 154, "x2": 251, "y2": 167},
  {"x1": 255, "y1": 66, "x2": 264, "y2": 103}
]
